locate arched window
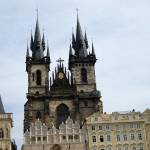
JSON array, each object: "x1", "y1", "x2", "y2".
[
  {"x1": 56, "y1": 104, "x2": 70, "y2": 128},
  {"x1": 81, "y1": 68, "x2": 87, "y2": 82},
  {"x1": 36, "y1": 111, "x2": 41, "y2": 119},
  {"x1": 36, "y1": 70, "x2": 41, "y2": 85},
  {"x1": 0, "y1": 128, "x2": 4, "y2": 138}
]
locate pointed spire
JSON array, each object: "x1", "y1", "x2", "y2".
[
  {"x1": 52, "y1": 71, "x2": 54, "y2": 82},
  {"x1": 68, "y1": 72, "x2": 70, "y2": 83},
  {"x1": 34, "y1": 13, "x2": 41, "y2": 44},
  {"x1": 75, "y1": 10, "x2": 87, "y2": 57},
  {"x1": 62, "y1": 63, "x2": 64, "y2": 70},
  {"x1": 69, "y1": 44, "x2": 73, "y2": 56},
  {"x1": 72, "y1": 31, "x2": 76, "y2": 50},
  {"x1": 50, "y1": 77, "x2": 52, "y2": 87},
  {"x1": 47, "y1": 42, "x2": 50, "y2": 57},
  {"x1": 26, "y1": 43, "x2": 30, "y2": 57},
  {"x1": 65, "y1": 67, "x2": 67, "y2": 75},
  {"x1": 42, "y1": 33, "x2": 46, "y2": 51},
  {"x1": 30, "y1": 31, "x2": 34, "y2": 51},
  {"x1": 92, "y1": 42, "x2": 95, "y2": 55},
  {"x1": 31, "y1": 11, "x2": 44, "y2": 61},
  {"x1": 55, "y1": 67, "x2": 57, "y2": 75},
  {"x1": 0, "y1": 96, "x2": 5, "y2": 113},
  {"x1": 76, "y1": 10, "x2": 84, "y2": 43},
  {"x1": 84, "y1": 31, "x2": 88, "y2": 49}
]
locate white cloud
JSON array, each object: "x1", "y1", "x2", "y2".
[{"x1": 0, "y1": 0, "x2": 150, "y2": 148}]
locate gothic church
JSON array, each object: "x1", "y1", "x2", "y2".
[{"x1": 23, "y1": 14, "x2": 103, "y2": 150}]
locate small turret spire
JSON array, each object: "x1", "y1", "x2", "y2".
[
  {"x1": 47, "y1": 41, "x2": 50, "y2": 57},
  {"x1": 72, "y1": 31, "x2": 76, "y2": 50},
  {"x1": 84, "y1": 31, "x2": 88, "y2": 49},
  {"x1": 26, "y1": 43, "x2": 30, "y2": 57},
  {"x1": 69, "y1": 44, "x2": 73, "y2": 56},
  {"x1": 0, "y1": 96, "x2": 5, "y2": 113},
  {"x1": 30, "y1": 31, "x2": 34, "y2": 51},
  {"x1": 92, "y1": 42, "x2": 95, "y2": 56},
  {"x1": 42, "y1": 32, "x2": 46, "y2": 51}
]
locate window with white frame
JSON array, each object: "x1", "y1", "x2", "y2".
[
  {"x1": 138, "y1": 132, "x2": 142, "y2": 140},
  {"x1": 123, "y1": 134, "x2": 128, "y2": 141},
  {"x1": 116, "y1": 125, "x2": 120, "y2": 130},
  {"x1": 92, "y1": 136, "x2": 96, "y2": 143},
  {"x1": 137, "y1": 123, "x2": 141, "y2": 128},
  {"x1": 106, "y1": 124, "x2": 110, "y2": 130},
  {"x1": 124, "y1": 147, "x2": 128, "y2": 150},
  {"x1": 92, "y1": 125, "x2": 95, "y2": 131},
  {"x1": 132, "y1": 146, "x2": 136, "y2": 150},
  {"x1": 107, "y1": 135, "x2": 111, "y2": 141},
  {"x1": 139, "y1": 145, "x2": 143, "y2": 150},
  {"x1": 117, "y1": 147, "x2": 121, "y2": 150},
  {"x1": 116, "y1": 134, "x2": 121, "y2": 141},
  {"x1": 99, "y1": 125, "x2": 102, "y2": 130},
  {"x1": 131, "y1": 133, "x2": 135, "y2": 140},
  {"x1": 100, "y1": 135, "x2": 104, "y2": 142},
  {"x1": 130, "y1": 123, "x2": 134, "y2": 128}
]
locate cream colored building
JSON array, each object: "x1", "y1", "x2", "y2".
[
  {"x1": 22, "y1": 117, "x2": 88, "y2": 150},
  {"x1": 0, "y1": 97, "x2": 13, "y2": 150},
  {"x1": 86, "y1": 109, "x2": 150, "y2": 150}
]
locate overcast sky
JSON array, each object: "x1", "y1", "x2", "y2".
[{"x1": 0, "y1": 0, "x2": 150, "y2": 148}]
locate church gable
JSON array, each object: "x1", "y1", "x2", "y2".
[{"x1": 50, "y1": 59, "x2": 73, "y2": 92}]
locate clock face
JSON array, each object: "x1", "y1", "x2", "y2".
[{"x1": 58, "y1": 72, "x2": 64, "y2": 79}]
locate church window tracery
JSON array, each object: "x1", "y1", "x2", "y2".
[
  {"x1": 36, "y1": 70, "x2": 42, "y2": 85},
  {"x1": 56, "y1": 104, "x2": 70, "y2": 128},
  {"x1": 81, "y1": 68, "x2": 87, "y2": 82}
]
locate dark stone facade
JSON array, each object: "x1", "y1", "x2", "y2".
[{"x1": 24, "y1": 15, "x2": 103, "y2": 132}]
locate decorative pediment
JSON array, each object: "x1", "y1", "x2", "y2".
[{"x1": 50, "y1": 58, "x2": 73, "y2": 92}]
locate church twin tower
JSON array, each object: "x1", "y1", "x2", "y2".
[{"x1": 24, "y1": 14, "x2": 103, "y2": 132}]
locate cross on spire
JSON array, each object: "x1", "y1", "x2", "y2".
[{"x1": 56, "y1": 57, "x2": 64, "y2": 66}]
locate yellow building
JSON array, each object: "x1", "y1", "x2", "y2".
[
  {"x1": 86, "y1": 109, "x2": 150, "y2": 150},
  {"x1": 0, "y1": 96, "x2": 14, "y2": 150}
]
